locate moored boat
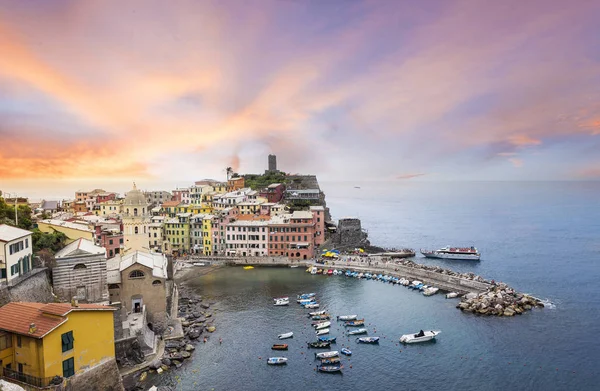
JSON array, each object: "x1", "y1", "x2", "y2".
[
  {"x1": 271, "y1": 344, "x2": 288, "y2": 350},
  {"x1": 315, "y1": 351, "x2": 339, "y2": 359},
  {"x1": 273, "y1": 296, "x2": 289, "y2": 301},
  {"x1": 347, "y1": 328, "x2": 367, "y2": 335},
  {"x1": 297, "y1": 293, "x2": 316, "y2": 299},
  {"x1": 344, "y1": 319, "x2": 365, "y2": 327},
  {"x1": 320, "y1": 356, "x2": 341, "y2": 365},
  {"x1": 446, "y1": 292, "x2": 458, "y2": 299},
  {"x1": 307, "y1": 341, "x2": 331, "y2": 349},
  {"x1": 305, "y1": 303, "x2": 320, "y2": 309},
  {"x1": 318, "y1": 336, "x2": 336, "y2": 343},
  {"x1": 243, "y1": 266, "x2": 254, "y2": 270},
  {"x1": 400, "y1": 330, "x2": 441, "y2": 344},
  {"x1": 274, "y1": 298, "x2": 289, "y2": 306},
  {"x1": 316, "y1": 328, "x2": 330, "y2": 336},
  {"x1": 278, "y1": 332, "x2": 294, "y2": 340},
  {"x1": 308, "y1": 310, "x2": 327, "y2": 316},
  {"x1": 423, "y1": 287, "x2": 439, "y2": 296},
  {"x1": 317, "y1": 363, "x2": 343, "y2": 373},
  {"x1": 311, "y1": 314, "x2": 330, "y2": 320},
  {"x1": 314, "y1": 321, "x2": 331, "y2": 330},
  {"x1": 327, "y1": 269, "x2": 334, "y2": 275},
  {"x1": 420, "y1": 246, "x2": 480, "y2": 261},
  {"x1": 267, "y1": 357, "x2": 288, "y2": 365},
  {"x1": 337, "y1": 314, "x2": 358, "y2": 321},
  {"x1": 356, "y1": 336, "x2": 380, "y2": 344},
  {"x1": 341, "y1": 348, "x2": 352, "y2": 356}
]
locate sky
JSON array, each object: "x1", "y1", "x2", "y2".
[{"x1": 1, "y1": 0, "x2": 600, "y2": 197}]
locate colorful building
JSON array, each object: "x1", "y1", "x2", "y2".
[
  {"x1": 226, "y1": 177, "x2": 245, "y2": 192},
  {"x1": 37, "y1": 220, "x2": 95, "y2": 244},
  {"x1": 99, "y1": 199, "x2": 123, "y2": 217},
  {"x1": 267, "y1": 211, "x2": 316, "y2": 260},
  {"x1": 0, "y1": 302, "x2": 116, "y2": 388},
  {"x1": 310, "y1": 206, "x2": 326, "y2": 248},
  {"x1": 225, "y1": 220, "x2": 269, "y2": 256},
  {"x1": 164, "y1": 214, "x2": 191, "y2": 255},
  {"x1": 260, "y1": 183, "x2": 285, "y2": 203},
  {"x1": 0, "y1": 225, "x2": 33, "y2": 284}
]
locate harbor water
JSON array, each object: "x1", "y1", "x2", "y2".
[{"x1": 153, "y1": 181, "x2": 600, "y2": 390}]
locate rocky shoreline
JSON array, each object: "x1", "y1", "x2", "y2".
[
  {"x1": 456, "y1": 282, "x2": 545, "y2": 316},
  {"x1": 390, "y1": 258, "x2": 495, "y2": 284}
]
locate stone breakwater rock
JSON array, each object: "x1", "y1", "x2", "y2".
[{"x1": 456, "y1": 284, "x2": 544, "y2": 316}]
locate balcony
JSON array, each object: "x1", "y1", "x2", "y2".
[{"x1": 1, "y1": 367, "x2": 58, "y2": 388}]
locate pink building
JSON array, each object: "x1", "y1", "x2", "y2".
[
  {"x1": 225, "y1": 220, "x2": 269, "y2": 256},
  {"x1": 171, "y1": 188, "x2": 190, "y2": 204},
  {"x1": 310, "y1": 206, "x2": 325, "y2": 248},
  {"x1": 259, "y1": 183, "x2": 285, "y2": 203},
  {"x1": 94, "y1": 223, "x2": 123, "y2": 258},
  {"x1": 267, "y1": 211, "x2": 316, "y2": 260},
  {"x1": 97, "y1": 192, "x2": 117, "y2": 203},
  {"x1": 212, "y1": 207, "x2": 239, "y2": 255}
]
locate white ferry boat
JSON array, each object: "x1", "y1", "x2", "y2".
[{"x1": 420, "y1": 246, "x2": 480, "y2": 261}]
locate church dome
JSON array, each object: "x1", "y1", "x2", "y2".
[{"x1": 124, "y1": 183, "x2": 147, "y2": 206}]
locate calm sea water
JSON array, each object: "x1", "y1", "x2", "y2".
[{"x1": 152, "y1": 181, "x2": 600, "y2": 391}]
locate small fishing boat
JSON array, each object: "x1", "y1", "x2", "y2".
[
  {"x1": 273, "y1": 296, "x2": 289, "y2": 301},
  {"x1": 298, "y1": 298, "x2": 314, "y2": 304},
  {"x1": 327, "y1": 269, "x2": 334, "y2": 275},
  {"x1": 317, "y1": 364, "x2": 343, "y2": 373},
  {"x1": 271, "y1": 344, "x2": 288, "y2": 350},
  {"x1": 341, "y1": 348, "x2": 352, "y2": 356},
  {"x1": 344, "y1": 319, "x2": 365, "y2": 327},
  {"x1": 400, "y1": 330, "x2": 441, "y2": 344},
  {"x1": 357, "y1": 336, "x2": 380, "y2": 344},
  {"x1": 305, "y1": 303, "x2": 320, "y2": 309},
  {"x1": 267, "y1": 357, "x2": 288, "y2": 365},
  {"x1": 320, "y1": 356, "x2": 341, "y2": 365},
  {"x1": 313, "y1": 321, "x2": 331, "y2": 330},
  {"x1": 423, "y1": 287, "x2": 439, "y2": 296},
  {"x1": 318, "y1": 336, "x2": 336, "y2": 343},
  {"x1": 278, "y1": 332, "x2": 294, "y2": 340},
  {"x1": 311, "y1": 314, "x2": 330, "y2": 321},
  {"x1": 305, "y1": 267, "x2": 312, "y2": 273},
  {"x1": 274, "y1": 298, "x2": 289, "y2": 306},
  {"x1": 290, "y1": 265, "x2": 299, "y2": 268},
  {"x1": 446, "y1": 292, "x2": 458, "y2": 299},
  {"x1": 308, "y1": 310, "x2": 327, "y2": 316},
  {"x1": 347, "y1": 328, "x2": 367, "y2": 335},
  {"x1": 316, "y1": 328, "x2": 330, "y2": 336},
  {"x1": 317, "y1": 269, "x2": 323, "y2": 274},
  {"x1": 297, "y1": 293, "x2": 316, "y2": 299},
  {"x1": 243, "y1": 266, "x2": 254, "y2": 270},
  {"x1": 337, "y1": 314, "x2": 357, "y2": 321},
  {"x1": 310, "y1": 267, "x2": 317, "y2": 275},
  {"x1": 315, "y1": 351, "x2": 339, "y2": 359},
  {"x1": 308, "y1": 341, "x2": 331, "y2": 349}
]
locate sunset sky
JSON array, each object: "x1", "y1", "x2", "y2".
[{"x1": 1, "y1": 0, "x2": 599, "y2": 196}]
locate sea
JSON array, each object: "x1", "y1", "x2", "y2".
[{"x1": 147, "y1": 181, "x2": 600, "y2": 391}]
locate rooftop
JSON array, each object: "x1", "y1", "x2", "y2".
[
  {"x1": 38, "y1": 219, "x2": 94, "y2": 232},
  {"x1": 55, "y1": 238, "x2": 106, "y2": 259},
  {"x1": 0, "y1": 224, "x2": 32, "y2": 242},
  {"x1": 0, "y1": 302, "x2": 115, "y2": 338}
]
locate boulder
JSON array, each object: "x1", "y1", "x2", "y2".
[
  {"x1": 494, "y1": 304, "x2": 503, "y2": 311},
  {"x1": 524, "y1": 304, "x2": 532, "y2": 310},
  {"x1": 165, "y1": 341, "x2": 181, "y2": 349},
  {"x1": 185, "y1": 344, "x2": 195, "y2": 351},
  {"x1": 206, "y1": 326, "x2": 216, "y2": 333},
  {"x1": 465, "y1": 292, "x2": 478, "y2": 300},
  {"x1": 503, "y1": 308, "x2": 515, "y2": 317},
  {"x1": 161, "y1": 358, "x2": 172, "y2": 367},
  {"x1": 200, "y1": 303, "x2": 210, "y2": 309},
  {"x1": 188, "y1": 329, "x2": 201, "y2": 340},
  {"x1": 173, "y1": 360, "x2": 183, "y2": 369},
  {"x1": 169, "y1": 352, "x2": 183, "y2": 360},
  {"x1": 181, "y1": 351, "x2": 192, "y2": 359},
  {"x1": 149, "y1": 359, "x2": 162, "y2": 370}
]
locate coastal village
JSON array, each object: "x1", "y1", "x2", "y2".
[{"x1": 0, "y1": 155, "x2": 543, "y2": 391}]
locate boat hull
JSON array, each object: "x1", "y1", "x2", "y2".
[
  {"x1": 400, "y1": 330, "x2": 441, "y2": 344},
  {"x1": 278, "y1": 332, "x2": 293, "y2": 340},
  {"x1": 420, "y1": 250, "x2": 480, "y2": 261}
]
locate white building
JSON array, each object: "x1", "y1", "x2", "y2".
[
  {"x1": 225, "y1": 220, "x2": 269, "y2": 256},
  {"x1": 0, "y1": 224, "x2": 33, "y2": 284}
]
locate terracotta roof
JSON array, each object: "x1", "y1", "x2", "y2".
[
  {"x1": 38, "y1": 303, "x2": 116, "y2": 317},
  {"x1": 161, "y1": 201, "x2": 180, "y2": 207},
  {"x1": 0, "y1": 302, "x2": 115, "y2": 338}
]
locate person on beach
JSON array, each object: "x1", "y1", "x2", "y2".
[{"x1": 219, "y1": 338, "x2": 222, "y2": 344}]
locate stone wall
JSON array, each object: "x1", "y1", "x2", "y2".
[
  {"x1": 56, "y1": 358, "x2": 124, "y2": 391},
  {"x1": 0, "y1": 268, "x2": 54, "y2": 307},
  {"x1": 52, "y1": 253, "x2": 108, "y2": 303}
]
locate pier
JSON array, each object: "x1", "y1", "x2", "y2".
[{"x1": 175, "y1": 255, "x2": 492, "y2": 295}]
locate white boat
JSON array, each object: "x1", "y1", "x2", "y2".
[
  {"x1": 309, "y1": 310, "x2": 327, "y2": 316},
  {"x1": 333, "y1": 269, "x2": 339, "y2": 275},
  {"x1": 400, "y1": 330, "x2": 441, "y2": 344},
  {"x1": 337, "y1": 315, "x2": 358, "y2": 321},
  {"x1": 446, "y1": 292, "x2": 458, "y2": 299},
  {"x1": 316, "y1": 328, "x2": 330, "y2": 336},
  {"x1": 298, "y1": 298, "x2": 314, "y2": 304},
  {"x1": 273, "y1": 297, "x2": 289, "y2": 301},
  {"x1": 267, "y1": 357, "x2": 288, "y2": 365},
  {"x1": 423, "y1": 287, "x2": 439, "y2": 296},
  {"x1": 310, "y1": 267, "x2": 317, "y2": 274},
  {"x1": 193, "y1": 262, "x2": 206, "y2": 266},
  {"x1": 290, "y1": 265, "x2": 299, "y2": 268},
  {"x1": 305, "y1": 303, "x2": 320, "y2": 309},
  {"x1": 420, "y1": 246, "x2": 480, "y2": 261},
  {"x1": 314, "y1": 321, "x2": 331, "y2": 330},
  {"x1": 274, "y1": 299, "x2": 290, "y2": 306},
  {"x1": 278, "y1": 332, "x2": 294, "y2": 340},
  {"x1": 315, "y1": 351, "x2": 339, "y2": 359}
]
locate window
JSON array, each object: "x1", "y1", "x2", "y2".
[
  {"x1": 63, "y1": 357, "x2": 75, "y2": 378},
  {"x1": 73, "y1": 264, "x2": 87, "y2": 270},
  {"x1": 62, "y1": 331, "x2": 74, "y2": 352},
  {"x1": 119, "y1": 238, "x2": 124, "y2": 244},
  {"x1": 109, "y1": 239, "x2": 113, "y2": 245},
  {"x1": 25, "y1": 238, "x2": 29, "y2": 248},
  {"x1": 0, "y1": 332, "x2": 12, "y2": 350},
  {"x1": 152, "y1": 280, "x2": 162, "y2": 286},
  {"x1": 134, "y1": 227, "x2": 139, "y2": 234},
  {"x1": 17, "y1": 335, "x2": 21, "y2": 348},
  {"x1": 129, "y1": 270, "x2": 145, "y2": 279}
]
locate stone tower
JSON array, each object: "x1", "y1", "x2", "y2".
[
  {"x1": 268, "y1": 154, "x2": 277, "y2": 172},
  {"x1": 122, "y1": 183, "x2": 151, "y2": 253}
]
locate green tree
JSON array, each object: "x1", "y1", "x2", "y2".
[{"x1": 32, "y1": 229, "x2": 68, "y2": 253}]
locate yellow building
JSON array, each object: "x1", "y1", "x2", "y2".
[
  {"x1": 165, "y1": 214, "x2": 191, "y2": 255},
  {"x1": 99, "y1": 199, "x2": 123, "y2": 216},
  {"x1": 0, "y1": 302, "x2": 115, "y2": 388},
  {"x1": 37, "y1": 219, "x2": 94, "y2": 244},
  {"x1": 202, "y1": 215, "x2": 213, "y2": 255}
]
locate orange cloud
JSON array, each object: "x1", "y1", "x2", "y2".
[{"x1": 508, "y1": 158, "x2": 524, "y2": 168}]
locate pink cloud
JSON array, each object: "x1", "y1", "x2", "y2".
[{"x1": 396, "y1": 173, "x2": 427, "y2": 180}]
